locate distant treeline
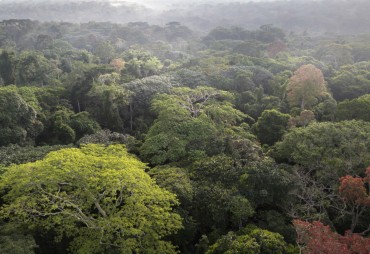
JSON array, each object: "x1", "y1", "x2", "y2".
[{"x1": 1, "y1": 0, "x2": 370, "y2": 34}]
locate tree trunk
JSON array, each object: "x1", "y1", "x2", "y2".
[
  {"x1": 301, "y1": 97, "x2": 305, "y2": 110},
  {"x1": 129, "y1": 103, "x2": 133, "y2": 131}
]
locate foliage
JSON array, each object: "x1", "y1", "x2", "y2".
[
  {"x1": 122, "y1": 49, "x2": 163, "y2": 80},
  {"x1": 40, "y1": 107, "x2": 100, "y2": 145},
  {"x1": 329, "y1": 62, "x2": 370, "y2": 101},
  {"x1": 293, "y1": 220, "x2": 370, "y2": 254},
  {"x1": 0, "y1": 222, "x2": 37, "y2": 254},
  {"x1": 140, "y1": 86, "x2": 249, "y2": 165},
  {"x1": 0, "y1": 144, "x2": 71, "y2": 167},
  {"x1": 272, "y1": 121, "x2": 370, "y2": 222},
  {"x1": 253, "y1": 109, "x2": 290, "y2": 146},
  {"x1": 0, "y1": 86, "x2": 43, "y2": 146},
  {"x1": 0, "y1": 50, "x2": 16, "y2": 85},
  {"x1": 336, "y1": 94, "x2": 370, "y2": 121},
  {"x1": 1, "y1": 17, "x2": 370, "y2": 253},
  {"x1": 87, "y1": 81, "x2": 129, "y2": 131},
  {"x1": 17, "y1": 51, "x2": 60, "y2": 86},
  {"x1": 0, "y1": 144, "x2": 182, "y2": 253},
  {"x1": 286, "y1": 64, "x2": 328, "y2": 110},
  {"x1": 272, "y1": 121, "x2": 370, "y2": 179},
  {"x1": 77, "y1": 129, "x2": 134, "y2": 145},
  {"x1": 315, "y1": 43, "x2": 354, "y2": 69},
  {"x1": 288, "y1": 110, "x2": 316, "y2": 128},
  {"x1": 122, "y1": 75, "x2": 178, "y2": 134},
  {"x1": 149, "y1": 166, "x2": 193, "y2": 208},
  {"x1": 339, "y1": 169, "x2": 370, "y2": 233},
  {"x1": 206, "y1": 226, "x2": 288, "y2": 254},
  {"x1": 240, "y1": 158, "x2": 294, "y2": 210}
]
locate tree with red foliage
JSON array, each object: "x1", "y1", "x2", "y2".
[
  {"x1": 110, "y1": 58, "x2": 125, "y2": 73},
  {"x1": 293, "y1": 168, "x2": 370, "y2": 254},
  {"x1": 293, "y1": 220, "x2": 370, "y2": 254},
  {"x1": 339, "y1": 168, "x2": 370, "y2": 232}
]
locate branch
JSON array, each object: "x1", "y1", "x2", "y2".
[
  {"x1": 359, "y1": 224, "x2": 370, "y2": 235},
  {"x1": 94, "y1": 200, "x2": 107, "y2": 218}
]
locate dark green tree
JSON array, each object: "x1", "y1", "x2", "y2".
[
  {"x1": 0, "y1": 86, "x2": 43, "y2": 146},
  {"x1": 0, "y1": 50, "x2": 16, "y2": 85},
  {"x1": 253, "y1": 109, "x2": 290, "y2": 146},
  {"x1": 336, "y1": 94, "x2": 370, "y2": 121}
]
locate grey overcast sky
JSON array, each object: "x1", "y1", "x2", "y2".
[
  {"x1": 0, "y1": 0, "x2": 312, "y2": 10},
  {"x1": 0, "y1": 0, "x2": 292, "y2": 6}
]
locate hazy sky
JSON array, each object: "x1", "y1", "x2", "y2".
[
  {"x1": 0, "y1": 0, "x2": 313, "y2": 11},
  {"x1": 0, "y1": 0, "x2": 284, "y2": 5}
]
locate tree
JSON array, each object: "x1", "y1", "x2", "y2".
[
  {"x1": 94, "y1": 41, "x2": 114, "y2": 64},
  {"x1": 254, "y1": 24, "x2": 286, "y2": 43},
  {"x1": 254, "y1": 109, "x2": 290, "y2": 146},
  {"x1": 123, "y1": 75, "x2": 177, "y2": 133},
  {"x1": 206, "y1": 226, "x2": 288, "y2": 254},
  {"x1": 240, "y1": 158, "x2": 294, "y2": 210},
  {"x1": 122, "y1": 49, "x2": 163, "y2": 80},
  {"x1": 286, "y1": 64, "x2": 328, "y2": 110},
  {"x1": 315, "y1": 43, "x2": 354, "y2": 69},
  {"x1": 140, "y1": 86, "x2": 249, "y2": 165},
  {"x1": 17, "y1": 51, "x2": 59, "y2": 86},
  {"x1": 267, "y1": 40, "x2": 287, "y2": 58},
  {"x1": 288, "y1": 110, "x2": 316, "y2": 128},
  {"x1": 0, "y1": 222, "x2": 37, "y2": 254},
  {"x1": 312, "y1": 95, "x2": 337, "y2": 121},
  {"x1": 0, "y1": 144, "x2": 182, "y2": 253},
  {"x1": 0, "y1": 144, "x2": 71, "y2": 167},
  {"x1": 329, "y1": 62, "x2": 370, "y2": 101},
  {"x1": 0, "y1": 50, "x2": 16, "y2": 85},
  {"x1": 191, "y1": 154, "x2": 256, "y2": 231},
  {"x1": 336, "y1": 94, "x2": 370, "y2": 121},
  {"x1": 149, "y1": 166, "x2": 193, "y2": 209},
  {"x1": 0, "y1": 86, "x2": 43, "y2": 146},
  {"x1": 35, "y1": 34, "x2": 53, "y2": 50},
  {"x1": 272, "y1": 121, "x2": 370, "y2": 221},
  {"x1": 293, "y1": 220, "x2": 370, "y2": 254},
  {"x1": 339, "y1": 169, "x2": 370, "y2": 233},
  {"x1": 87, "y1": 81, "x2": 130, "y2": 131},
  {"x1": 39, "y1": 107, "x2": 100, "y2": 145},
  {"x1": 109, "y1": 58, "x2": 125, "y2": 73},
  {"x1": 149, "y1": 166, "x2": 196, "y2": 253},
  {"x1": 77, "y1": 129, "x2": 135, "y2": 148},
  {"x1": 272, "y1": 121, "x2": 370, "y2": 179}
]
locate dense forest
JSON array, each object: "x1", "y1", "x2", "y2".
[{"x1": 0, "y1": 0, "x2": 370, "y2": 253}]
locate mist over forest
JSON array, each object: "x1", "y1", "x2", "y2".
[{"x1": 0, "y1": 0, "x2": 370, "y2": 34}]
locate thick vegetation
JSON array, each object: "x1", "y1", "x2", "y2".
[{"x1": 0, "y1": 17, "x2": 369, "y2": 254}]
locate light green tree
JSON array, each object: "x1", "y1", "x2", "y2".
[
  {"x1": 206, "y1": 226, "x2": 288, "y2": 254},
  {"x1": 140, "y1": 86, "x2": 249, "y2": 165},
  {"x1": 0, "y1": 144, "x2": 182, "y2": 254}
]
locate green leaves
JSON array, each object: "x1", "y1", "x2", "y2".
[
  {"x1": 253, "y1": 109, "x2": 290, "y2": 146},
  {"x1": 141, "y1": 86, "x2": 252, "y2": 165},
  {"x1": 272, "y1": 121, "x2": 370, "y2": 178},
  {"x1": 206, "y1": 227, "x2": 288, "y2": 254},
  {"x1": 0, "y1": 144, "x2": 182, "y2": 253},
  {"x1": 336, "y1": 94, "x2": 370, "y2": 121},
  {"x1": 0, "y1": 86, "x2": 43, "y2": 146}
]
